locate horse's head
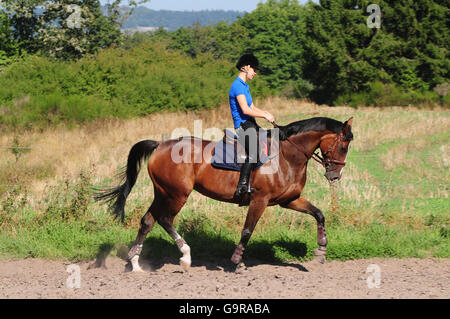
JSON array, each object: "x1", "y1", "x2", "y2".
[{"x1": 318, "y1": 117, "x2": 354, "y2": 184}]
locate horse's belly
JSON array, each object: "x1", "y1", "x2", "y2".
[{"x1": 193, "y1": 166, "x2": 238, "y2": 202}]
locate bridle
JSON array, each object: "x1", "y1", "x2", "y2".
[
  {"x1": 272, "y1": 122, "x2": 347, "y2": 169},
  {"x1": 316, "y1": 133, "x2": 348, "y2": 167}
]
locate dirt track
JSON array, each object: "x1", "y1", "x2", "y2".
[{"x1": 0, "y1": 257, "x2": 448, "y2": 299}]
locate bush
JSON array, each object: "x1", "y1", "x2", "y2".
[
  {"x1": 336, "y1": 81, "x2": 443, "y2": 107},
  {"x1": 0, "y1": 43, "x2": 238, "y2": 128}
]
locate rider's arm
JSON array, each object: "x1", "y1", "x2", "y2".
[{"x1": 237, "y1": 95, "x2": 274, "y2": 122}]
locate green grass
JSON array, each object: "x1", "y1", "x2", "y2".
[
  {"x1": 0, "y1": 200, "x2": 447, "y2": 263},
  {"x1": 0, "y1": 171, "x2": 447, "y2": 263}
]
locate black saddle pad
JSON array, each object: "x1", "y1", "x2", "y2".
[{"x1": 211, "y1": 129, "x2": 270, "y2": 171}]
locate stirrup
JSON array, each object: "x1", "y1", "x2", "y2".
[
  {"x1": 235, "y1": 184, "x2": 254, "y2": 207},
  {"x1": 246, "y1": 184, "x2": 255, "y2": 193},
  {"x1": 235, "y1": 183, "x2": 254, "y2": 196},
  {"x1": 237, "y1": 192, "x2": 251, "y2": 207}
]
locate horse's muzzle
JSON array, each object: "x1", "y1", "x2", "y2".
[{"x1": 324, "y1": 168, "x2": 341, "y2": 184}]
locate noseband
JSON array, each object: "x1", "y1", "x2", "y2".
[
  {"x1": 272, "y1": 122, "x2": 346, "y2": 169},
  {"x1": 314, "y1": 134, "x2": 347, "y2": 168}
]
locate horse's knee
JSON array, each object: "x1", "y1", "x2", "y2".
[
  {"x1": 317, "y1": 213, "x2": 325, "y2": 226},
  {"x1": 310, "y1": 206, "x2": 325, "y2": 225}
]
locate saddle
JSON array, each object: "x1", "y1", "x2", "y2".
[{"x1": 211, "y1": 129, "x2": 270, "y2": 171}]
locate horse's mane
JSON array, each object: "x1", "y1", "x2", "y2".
[{"x1": 279, "y1": 117, "x2": 353, "y2": 141}]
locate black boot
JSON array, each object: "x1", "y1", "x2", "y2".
[{"x1": 235, "y1": 162, "x2": 254, "y2": 205}]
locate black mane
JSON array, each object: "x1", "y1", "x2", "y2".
[{"x1": 279, "y1": 117, "x2": 351, "y2": 140}]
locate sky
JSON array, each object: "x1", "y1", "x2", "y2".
[{"x1": 102, "y1": 0, "x2": 311, "y2": 12}]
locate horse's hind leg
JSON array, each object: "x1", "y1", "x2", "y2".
[
  {"x1": 156, "y1": 213, "x2": 192, "y2": 271},
  {"x1": 128, "y1": 205, "x2": 156, "y2": 272},
  {"x1": 149, "y1": 190, "x2": 192, "y2": 271},
  {"x1": 128, "y1": 191, "x2": 191, "y2": 272},
  {"x1": 128, "y1": 191, "x2": 191, "y2": 271}
]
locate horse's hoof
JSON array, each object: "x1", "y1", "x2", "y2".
[
  {"x1": 314, "y1": 247, "x2": 326, "y2": 264},
  {"x1": 315, "y1": 254, "x2": 326, "y2": 264},
  {"x1": 180, "y1": 256, "x2": 191, "y2": 271},
  {"x1": 234, "y1": 262, "x2": 247, "y2": 274},
  {"x1": 132, "y1": 267, "x2": 144, "y2": 273},
  {"x1": 130, "y1": 255, "x2": 144, "y2": 272}
]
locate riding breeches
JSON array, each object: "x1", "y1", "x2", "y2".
[{"x1": 235, "y1": 118, "x2": 261, "y2": 165}]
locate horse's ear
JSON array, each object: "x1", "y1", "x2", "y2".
[
  {"x1": 346, "y1": 117, "x2": 353, "y2": 127},
  {"x1": 342, "y1": 117, "x2": 353, "y2": 140}
]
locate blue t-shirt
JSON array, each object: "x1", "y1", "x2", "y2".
[{"x1": 229, "y1": 77, "x2": 253, "y2": 129}]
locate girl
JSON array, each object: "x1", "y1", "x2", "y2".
[{"x1": 229, "y1": 53, "x2": 275, "y2": 199}]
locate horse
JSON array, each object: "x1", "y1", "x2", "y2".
[{"x1": 94, "y1": 116, "x2": 354, "y2": 272}]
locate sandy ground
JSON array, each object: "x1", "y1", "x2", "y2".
[{"x1": 0, "y1": 257, "x2": 449, "y2": 299}]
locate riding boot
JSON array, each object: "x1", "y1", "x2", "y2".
[{"x1": 235, "y1": 162, "x2": 255, "y2": 205}]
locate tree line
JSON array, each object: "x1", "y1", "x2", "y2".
[
  {"x1": 0, "y1": 0, "x2": 448, "y2": 125},
  {"x1": 151, "y1": 0, "x2": 449, "y2": 105}
]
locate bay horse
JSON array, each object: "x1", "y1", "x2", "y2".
[{"x1": 95, "y1": 117, "x2": 354, "y2": 272}]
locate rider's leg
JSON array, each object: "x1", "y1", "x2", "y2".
[{"x1": 235, "y1": 120, "x2": 260, "y2": 196}]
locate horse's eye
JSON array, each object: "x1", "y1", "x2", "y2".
[{"x1": 340, "y1": 147, "x2": 347, "y2": 153}]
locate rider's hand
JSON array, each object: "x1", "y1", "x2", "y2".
[{"x1": 264, "y1": 111, "x2": 274, "y2": 123}]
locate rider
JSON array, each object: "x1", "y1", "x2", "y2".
[{"x1": 229, "y1": 53, "x2": 275, "y2": 198}]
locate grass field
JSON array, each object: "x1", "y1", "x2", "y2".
[{"x1": 0, "y1": 98, "x2": 449, "y2": 263}]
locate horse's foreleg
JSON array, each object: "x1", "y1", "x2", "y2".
[
  {"x1": 281, "y1": 197, "x2": 327, "y2": 263},
  {"x1": 128, "y1": 210, "x2": 155, "y2": 272},
  {"x1": 231, "y1": 200, "x2": 267, "y2": 266}
]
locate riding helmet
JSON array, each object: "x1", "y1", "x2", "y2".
[{"x1": 236, "y1": 53, "x2": 260, "y2": 71}]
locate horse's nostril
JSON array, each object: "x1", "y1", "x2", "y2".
[{"x1": 329, "y1": 176, "x2": 340, "y2": 183}]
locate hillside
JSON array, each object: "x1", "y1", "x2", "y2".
[{"x1": 117, "y1": 6, "x2": 245, "y2": 31}]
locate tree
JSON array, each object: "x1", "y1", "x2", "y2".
[
  {"x1": 36, "y1": 0, "x2": 124, "y2": 59},
  {"x1": 0, "y1": 10, "x2": 19, "y2": 66},
  {"x1": 237, "y1": 0, "x2": 306, "y2": 92},
  {"x1": 1, "y1": 0, "x2": 42, "y2": 56},
  {"x1": 1, "y1": 0, "x2": 149, "y2": 60},
  {"x1": 299, "y1": 0, "x2": 449, "y2": 104}
]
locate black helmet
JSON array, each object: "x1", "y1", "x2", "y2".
[{"x1": 236, "y1": 53, "x2": 260, "y2": 71}]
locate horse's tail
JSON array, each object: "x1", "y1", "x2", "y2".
[{"x1": 94, "y1": 140, "x2": 159, "y2": 222}]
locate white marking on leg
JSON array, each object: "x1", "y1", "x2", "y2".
[
  {"x1": 179, "y1": 243, "x2": 191, "y2": 271},
  {"x1": 131, "y1": 255, "x2": 143, "y2": 272}
]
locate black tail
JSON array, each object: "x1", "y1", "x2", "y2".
[{"x1": 94, "y1": 140, "x2": 159, "y2": 222}]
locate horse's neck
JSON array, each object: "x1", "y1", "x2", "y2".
[{"x1": 281, "y1": 131, "x2": 325, "y2": 165}]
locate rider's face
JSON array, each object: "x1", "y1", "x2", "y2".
[
  {"x1": 247, "y1": 66, "x2": 257, "y2": 80},
  {"x1": 242, "y1": 65, "x2": 256, "y2": 80}
]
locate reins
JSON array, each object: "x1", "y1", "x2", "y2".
[{"x1": 271, "y1": 122, "x2": 346, "y2": 168}]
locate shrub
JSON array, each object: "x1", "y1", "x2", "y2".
[{"x1": 0, "y1": 43, "x2": 238, "y2": 128}]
